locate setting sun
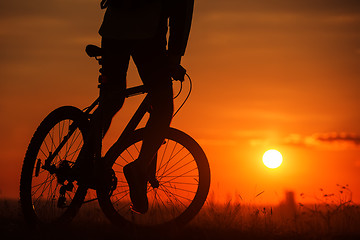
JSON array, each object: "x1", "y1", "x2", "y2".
[{"x1": 262, "y1": 149, "x2": 283, "y2": 169}]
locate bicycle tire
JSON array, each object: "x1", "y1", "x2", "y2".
[
  {"x1": 20, "y1": 106, "x2": 89, "y2": 225},
  {"x1": 97, "y1": 127, "x2": 210, "y2": 229}
]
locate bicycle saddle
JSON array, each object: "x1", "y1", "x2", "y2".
[{"x1": 86, "y1": 44, "x2": 103, "y2": 58}]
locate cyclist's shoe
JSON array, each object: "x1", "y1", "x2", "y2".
[{"x1": 123, "y1": 161, "x2": 148, "y2": 214}]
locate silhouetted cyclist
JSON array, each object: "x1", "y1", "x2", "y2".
[{"x1": 82, "y1": 0, "x2": 194, "y2": 214}]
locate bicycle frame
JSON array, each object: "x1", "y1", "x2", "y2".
[{"x1": 42, "y1": 84, "x2": 150, "y2": 174}]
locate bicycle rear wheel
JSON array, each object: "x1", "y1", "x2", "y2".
[
  {"x1": 20, "y1": 106, "x2": 89, "y2": 225},
  {"x1": 97, "y1": 127, "x2": 210, "y2": 229}
]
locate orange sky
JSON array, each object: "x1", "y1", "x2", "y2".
[{"x1": 1, "y1": 0, "x2": 360, "y2": 204}]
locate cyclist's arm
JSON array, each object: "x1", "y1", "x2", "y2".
[{"x1": 167, "y1": 0, "x2": 194, "y2": 65}]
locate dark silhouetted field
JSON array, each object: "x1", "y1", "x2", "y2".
[{"x1": 1, "y1": 194, "x2": 360, "y2": 240}]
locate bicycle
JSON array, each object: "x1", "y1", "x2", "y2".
[{"x1": 19, "y1": 44, "x2": 211, "y2": 230}]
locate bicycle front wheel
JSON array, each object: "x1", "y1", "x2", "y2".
[
  {"x1": 97, "y1": 127, "x2": 210, "y2": 229},
  {"x1": 20, "y1": 106, "x2": 89, "y2": 225}
]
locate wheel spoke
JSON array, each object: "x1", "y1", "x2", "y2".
[
  {"x1": 99, "y1": 128, "x2": 209, "y2": 228},
  {"x1": 159, "y1": 153, "x2": 192, "y2": 178},
  {"x1": 160, "y1": 166, "x2": 198, "y2": 184},
  {"x1": 32, "y1": 174, "x2": 52, "y2": 197},
  {"x1": 21, "y1": 107, "x2": 88, "y2": 224}
]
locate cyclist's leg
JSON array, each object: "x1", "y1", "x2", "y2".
[
  {"x1": 131, "y1": 38, "x2": 173, "y2": 172},
  {"x1": 76, "y1": 38, "x2": 129, "y2": 175},
  {"x1": 137, "y1": 84, "x2": 173, "y2": 169},
  {"x1": 96, "y1": 38, "x2": 129, "y2": 136},
  {"x1": 123, "y1": 42, "x2": 172, "y2": 213}
]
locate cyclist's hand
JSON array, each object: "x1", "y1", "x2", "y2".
[
  {"x1": 170, "y1": 64, "x2": 186, "y2": 82},
  {"x1": 168, "y1": 54, "x2": 186, "y2": 81}
]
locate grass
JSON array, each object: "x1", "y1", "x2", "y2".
[
  {"x1": 194, "y1": 197, "x2": 360, "y2": 239},
  {"x1": 1, "y1": 186, "x2": 360, "y2": 240}
]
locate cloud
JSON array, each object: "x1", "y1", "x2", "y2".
[
  {"x1": 314, "y1": 132, "x2": 360, "y2": 144},
  {"x1": 283, "y1": 132, "x2": 360, "y2": 150},
  {"x1": 248, "y1": 132, "x2": 360, "y2": 150}
]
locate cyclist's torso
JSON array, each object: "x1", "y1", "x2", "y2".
[
  {"x1": 99, "y1": 0, "x2": 194, "y2": 57},
  {"x1": 99, "y1": 0, "x2": 163, "y2": 40}
]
